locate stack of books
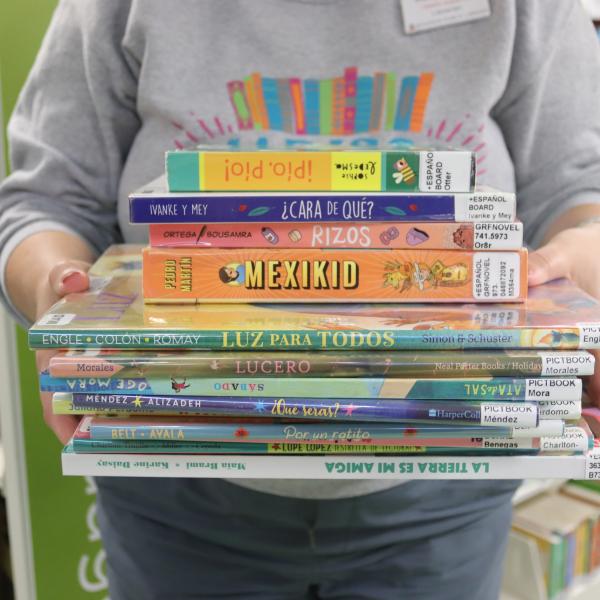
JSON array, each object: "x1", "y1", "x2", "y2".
[
  {"x1": 512, "y1": 482, "x2": 600, "y2": 597},
  {"x1": 29, "y1": 147, "x2": 600, "y2": 479}
]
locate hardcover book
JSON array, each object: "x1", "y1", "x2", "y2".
[
  {"x1": 39, "y1": 373, "x2": 582, "y2": 402},
  {"x1": 80, "y1": 416, "x2": 593, "y2": 452},
  {"x1": 142, "y1": 247, "x2": 528, "y2": 303},
  {"x1": 148, "y1": 221, "x2": 524, "y2": 250},
  {"x1": 71, "y1": 439, "x2": 539, "y2": 455},
  {"x1": 165, "y1": 148, "x2": 476, "y2": 192},
  {"x1": 130, "y1": 177, "x2": 515, "y2": 224},
  {"x1": 48, "y1": 349, "x2": 595, "y2": 379},
  {"x1": 70, "y1": 418, "x2": 545, "y2": 456},
  {"x1": 61, "y1": 449, "x2": 597, "y2": 479},
  {"x1": 29, "y1": 246, "x2": 600, "y2": 351},
  {"x1": 53, "y1": 392, "x2": 543, "y2": 428},
  {"x1": 82, "y1": 415, "x2": 515, "y2": 444}
]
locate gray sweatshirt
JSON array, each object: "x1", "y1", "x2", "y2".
[{"x1": 2, "y1": 0, "x2": 600, "y2": 499}]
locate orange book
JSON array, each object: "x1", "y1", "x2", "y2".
[{"x1": 142, "y1": 247, "x2": 528, "y2": 304}]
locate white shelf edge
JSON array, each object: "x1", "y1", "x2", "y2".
[
  {"x1": 512, "y1": 479, "x2": 568, "y2": 505},
  {"x1": 0, "y1": 83, "x2": 37, "y2": 600},
  {"x1": 556, "y1": 567, "x2": 600, "y2": 600}
]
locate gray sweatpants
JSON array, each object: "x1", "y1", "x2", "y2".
[{"x1": 95, "y1": 478, "x2": 519, "y2": 600}]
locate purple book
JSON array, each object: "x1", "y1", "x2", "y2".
[
  {"x1": 56, "y1": 393, "x2": 539, "y2": 428},
  {"x1": 129, "y1": 177, "x2": 516, "y2": 224}
]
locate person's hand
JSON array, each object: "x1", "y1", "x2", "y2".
[
  {"x1": 35, "y1": 260, "x2": 91, "y2": 444},
  {"x1": 528, "y1": 221, "x2": 600, "y2": 406}
]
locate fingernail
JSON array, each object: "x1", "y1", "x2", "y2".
[{"x1": 60, "y1": 271, "x2": 86, "y2": 291}]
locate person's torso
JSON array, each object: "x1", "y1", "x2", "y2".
[{"x1": 116, "y1": 0, "x2": 517, "y2": 498}]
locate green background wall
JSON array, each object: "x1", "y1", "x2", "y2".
[{"x1": 0, "y1": 2, "x2": 107, "y2": 598}]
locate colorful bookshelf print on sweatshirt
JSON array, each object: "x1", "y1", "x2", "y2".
[
  {"x1": 231, "y1": 68, "x2": 433, "y2": 135},
  {"x1": 171, "y1": 67, "x2": 436, "y2": 146}
]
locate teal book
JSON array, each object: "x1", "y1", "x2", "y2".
[{"x1": 39, "y1": 373, "x2": 582, "y2": 402}]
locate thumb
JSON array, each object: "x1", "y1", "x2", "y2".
[
  {"x1": 48, "y1": 260, "x2": 92, "y2": 297},
  {"x1": 527, "y1": 240, "x2": 570, "y2": 287}
]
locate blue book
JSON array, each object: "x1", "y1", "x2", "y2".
[
  {"x1": 355, "y1": 76, "x2": 373, "y2": 133},
  {"x1": 394, "y1": 76, "x2": 419, "y2": 131},
  {"x1": 128, "y1": 178, "x2": 517, "y2": 224},
  {"x1": 86, "y1": 416, "x2": 514, "y2": 443},
  {"x1": 261, "y1": 78, "x2": 283, "y2": 131},
  {"x1": 303, "y1": 79, "x2": 320, "y2": 135},
  {"x1": 39, "y1": 373, "x2": 581, "y2": 403}
]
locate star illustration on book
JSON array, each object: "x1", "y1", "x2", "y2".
[
  {"x1": 254, "y1": 399, "x2": 267, "y2": 413},
  {"x1": 132, "y1": 396, "x2": 144, "y2": 408},
  {"x1": 344, "y1": 404, "x2": 357, "y2": 416},
  {"x1": 272, "y1": 443, "x2": 281, "y2": 451},
  {"x1": 235, "y1": 427, "x2": 249, "y2": 438}
]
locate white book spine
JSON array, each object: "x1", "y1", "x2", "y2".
[{"x1": 62, "y1": 452, "x2": 590, "y2": 480}]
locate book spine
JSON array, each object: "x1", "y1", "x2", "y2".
[
  {"x1": 70, "y1": 438, "x2": 536, "y2": 455},
  {"x1": 226, "y1": 81, "x2": 253, "y2": 130},
  {"x1": 89, "y1": 422, "x2": 518, "y2": 445},
  {"x1": 165, "y1": 150, "x2": 476, "y2": 192},
  {"x1": 48, "y1": 350, "x2": 595, "y2": 379},
  {"x1": 250, "y1": 73, "x2": 268, "y2": 130},
  {"x1": 303, "y1": 79, "x2": 320, "y2": 135},
  {"x1": 394, "y1": 76, "x2": 419, "y2": 130},
  {"x1": 40, "y1": 375, "x2": 581, "y2": 401},
  {"x1": 276, "y1": 78, "x2": 294, "y2": 133},
  {"x1": 142, "y1": 247, "x2": 528, "y2": 303},
  {"x1": 61, "y1": 452, "x2": 589, "y2": 479},
  {"x1": 129, "y1": 191, "x2": 517, "y2": 224},
  {"x1": 148, "y1": 222, "x2": 524, "y2": 250},
  {"x1": 370, "y1": 73, "x2": 385, "y2": 131},
  {"x1": 28, "y1": 326, "x2": 589, "y2": 351},
  {"x1": 261, "y1": 78, "x2": 283, "y2": 131},
  {"x1": 289, "y1": 78, "x2": 305, "y2": 134},
  {"x1": 319, "y1": 79, "x2": 333, "y2": 134},
  {"x1": 59, "y1": 394, "x2": 540, "y2": 427},
  {"x1": 342, "y1": 67, "x2": 357, "y2": 134},
  {"x1": 331, "y1": 77, "x2": 345, "y2": 134},
  {"x1": 53, "y1": 399, "x2": 566, "y2": 436},
  {"x1": 410, "y1": 72, "x2": 434, "y2": 132},
  {"x1": 355, "y1": 76, "x2": 372, "y2": 133},
  {"x1": 384, "y1": 73, "x2": 396, "y2": 130}
]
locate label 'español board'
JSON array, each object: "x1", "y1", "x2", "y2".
[
  {"x1": 142, "y1": 247, "x2": 528, "y2": 303},
  {"x1": 165, "y1": 149, "x2": 476, "y2": 192}
]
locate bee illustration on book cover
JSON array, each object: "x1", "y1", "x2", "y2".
[{"x1": 387, "y1": 153, "x2": 420, "y2": 190}]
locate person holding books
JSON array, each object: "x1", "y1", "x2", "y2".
[{"x1": 2, "y1": 1, "x2": 600, "y2": 598}]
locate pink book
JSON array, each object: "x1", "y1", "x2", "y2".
[{"x1": 148, "y1": 221, "x2": 524, "y2": 251}]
